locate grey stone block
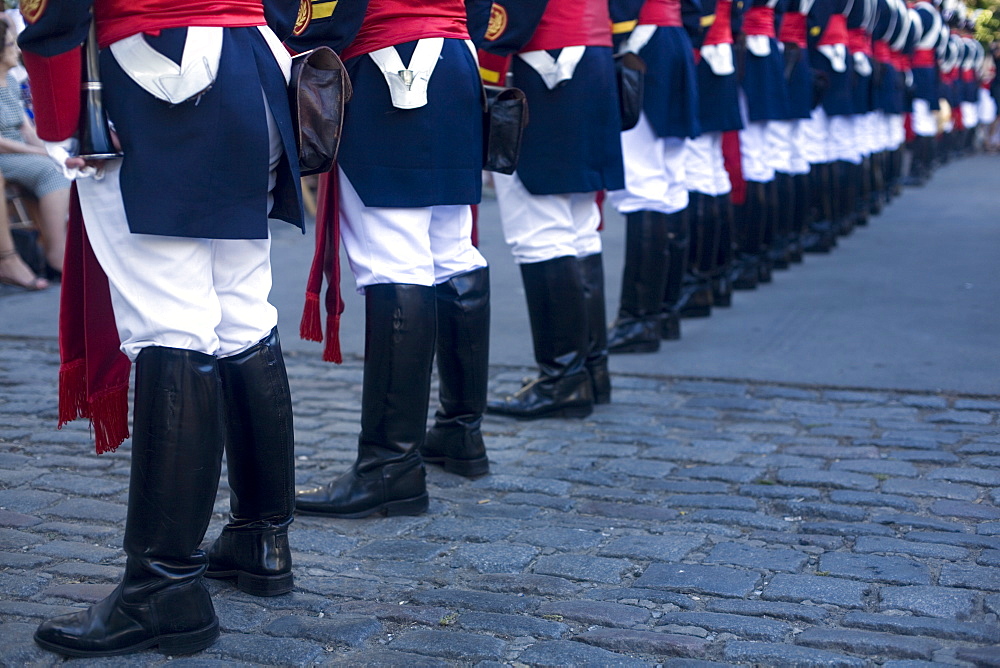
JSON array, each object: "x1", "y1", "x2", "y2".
[
  {"x1": 828, "y1": 491, "x2": 918, "y2": 511},
  {"x1": 723, "y1": 640, "x2": 865, "y2": 667},
  {"x1": 538, "y1": 600, "x2": 651, "y2": 628},
  {"x1": 265, "y1": 614, "x2": 382, "y2": 647},
  {"x1": 348, "y1": 539, "x2": 448, "y2": 561},
  {"x1": 517, "y1": 639, "x2": 650, "y2": 667},
  {"x1": 532, "y1": 555, "x2": 633, "y2": 584},
  {"x1": 704, "y1": 542, "x2": 808, "y2": 573},
  {"x1": 686, "y1": 509, "x2": 789, "y2": 531},
  {"x1": 450, "y1": 542, "x2": 538, "y2": 574},
  {"x1": 457, "y1": 611, "x2": 567, "y2": 639},
  {"x1": 597, "y1": 534, "x2": 705, "y2": 562},
  {"x1": 207, "y1": 633, "x2": 325, "y2": 665},
  {"x1": 795, "y1": 627, "x2": 941, "y2": 660},
  {"x1": 931, "y1": 499, "x2": 1000, "y2": 521},
  {"x1": 410, "y1": 588, "x2": 539, "y2": 614},
  {"x1": 634, "y1": 563, "x2": 760, "y2": 597},
  {"x1": 939, "y1": 563, "x2": 1000, "y2": 592},
  {"x1": 515, "y1": 527, "x2": 606, "y2": 551},
  {"x1": 658, "y1": 611, "x2": 793, "y2": 642},
  {"x1": 662, "y1": 494, "x2": 758, "y2": 511},
  {"x1": 852, "y1": 536, "x2": 969, "y2": 560},
  {"x1": 761, "y1": 574, "x2": 872, "y2": 608},
  {"x1": 574, "y1": 628, "x2": 709, "y2": 658},
  {"x1": 842, "y1": 611, "x2": 1000, "y2": 643},
  {"x1": 881, "y1": 478, "x2": 980, "y2": 500},
  {"x1": 819, "y1": 552, "x2": 931, "y2": 585},
  {"x1": 879, "y1": 585, "x2": 977, "y2": 619},
  {"x1": 421, "y1": 517, "x2": 517, "y2": 543},
  {"x1": 738, "y1": 484, "x2": 823, "y2": 500},
  {"x1": 705, "y1": 599, "x2": 830, "y2": 623},
  {"x1": 776, "y1": 469, "x2": 879, "y2": 491},
  {"x1": 388, "y1": 628, "x2": 507, "y2": 662}
]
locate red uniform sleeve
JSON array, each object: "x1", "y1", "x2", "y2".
[{"x1": 21, "y1": 47, "x2": 82, "y2": 142}]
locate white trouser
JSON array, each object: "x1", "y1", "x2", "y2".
[
  {"x1": 606, "y1": 113, "x2": 689, "y2": 214},
  {"x1": 78, "y1": 93, "x2": 283, "y2": 361},
  {"x1": 800, "y1": 108, "x2": 831, "y2": 164},
  {"x1": 493, "y1": 171, "x2": 602, "y2": 264},
  {"x1": 739, "y1": 120, "x2": 776, "y2": 182},
  {"x1": 829, "y1": 114, "x2": 863, "y2": 164},
  {"x1": 338, "y1": 168, "x2": 487, "y2": 291},
  {"x1": 684, "y1": 132, "x2": 732, "y2": 196},
  {"x1": 978, "y1": 88, "x2": 997, "y2": 125},
  {"x1": 960, "y1": 101, "x2": 978, "y2": 129},
  {"x1": 766, "y1": 120, "x2": 809, "y2": 175},
  {"x1": 911, "y1": 99, "x2": 937, "y2": 137}
]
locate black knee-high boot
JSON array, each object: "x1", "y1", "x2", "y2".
[
  {"x1": 679, "y1": 191, "x2": 716, "y2": 319},
  {"x1": 789, "y1": 171, "x2": 810, "y2": 263},
  {"x1": 35, "y1": 348, "x2": 224, "y2": 657},
  {"x1": 580, "y1": 253, "x2": 611, "y2": 405},
  {"x1": 833, "y1": 160, "x2": 856, "y2": 236},
  {"x1": 732, "y1": 180, "x2": 766, "y2": 289},
  {"x1": 296, "y1": 284, "x2": 434, "y2": 518},
  {"x1": 712, "y1": 193, "x2": 735, "y2": 306},
  {"x1": 206, "y1": 328, "x2": 294, "y2": 596},
  {"x1": 606, "y1": 211, "x2": 671, "y2": 353},
  {"x1": 488, "y1": 256, "x2": 594, "y2": 419},
  {"x1": 421, "y1": 267, "x2": 491, "y2": 478},
  {"x1": 769, "y1": 172, "x2": 795, "y2": 269},
  {"x1": 803, "y1": 162, "x2": 836, "y2": 252},
  {"x1": 660, "y1": 209, "x2": 690, "y2": 340}
]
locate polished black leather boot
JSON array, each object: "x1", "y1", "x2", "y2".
[
  {"x1": 206, "y1": 328, "x2": 294, "y2": 596},
  {"x1": 732, "y1": 180, "x2": 766, "y2": 289},
  {"x1": 803, "y1": 162, "x2": 837, "y2": 253},
  {"x1": 712, "y1": 194, "x2": 735, "y2": 307},
  {"x1": 769, "y1": 172, "x2": 795, "y2": 270},
  {"x1": 421, "y1": 268, "x2": 491, "y2": 478},
  {"x1": 678, "y1": 191, "x2": 715, "y2": 319},
  {"x1": 296, "y1": 284, "x2": 434, "y2": 517},
  {"x1": 488, "y1": 257, "x2": 594, "y2": 419},
  {"x1": 788, "y1": 172, "x2": 810, "y2": 263},
  {"x1": 660, "y1": 209, "x2": 689, "y2": 340},
  {"x1": 607, "y1": 211, "x2": 671, "y2": 353},
  {"x1": 580, "y1": 253, "x2": 611, "y2": 405},
  {"x1": 35, "y1": 348, "x2": 224, "y2": 657}
]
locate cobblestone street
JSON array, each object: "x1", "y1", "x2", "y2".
[{"x1": 2, "y1": 335, "x2": 999, "y2": 667}]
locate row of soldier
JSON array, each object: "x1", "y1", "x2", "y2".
[{"x1": 17, "y1": 0, "x2": 992, "y2": 659}]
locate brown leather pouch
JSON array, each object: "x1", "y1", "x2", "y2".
[
  {"x1": 289, "y1": 46, "x2": 352, "y2": 176},
  {"x1": 482, "y1": 85, "x2": 529, "y2": 174}
]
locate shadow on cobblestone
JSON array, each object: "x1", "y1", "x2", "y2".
[{"x1": 2, "y1": 339, "x2": 999, "y2": 667}]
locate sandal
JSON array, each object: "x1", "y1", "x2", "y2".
[{"x1": 0, "y1": 249, "x2": 49, "y2": 291}]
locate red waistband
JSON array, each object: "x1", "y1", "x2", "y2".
[
  {"x1": 639, "y1": 0, "x2": 682, "y2": 28},
  {"x1": 873, "y1": 41, "x2": 892, "y2": 63},
  {"x1": 847, "y1": 28, "x2": 871, "y2": 57},
  {"x1": 342, "y1": 16, "x2": 468, "y2": 61},
  {"x1": 97, "y1": 1, "x2": 265, "y2": 48},
  {"x1": 704, "y1": 0, "x2": 734, "y2": 46},
  {"x1": 777, "y1": 12, "x2": 807, "y2": 48},
  {"x1": 962, "y1": 70, "x2": 975, "y2": 82},
  {"x1": 523, "y1": 0, "x2": 612, "y2": 51},
  {"x1": 742, "y1": 6, "x2": 775, "y2": 38},
  {"x1": 912, "y1": 48, "x2": 936, "y2": 68},
  {"x1": 819, "y1": 13, "x2": 848, "y2": 46}
]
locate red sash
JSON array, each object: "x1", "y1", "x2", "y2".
[
  {"x1": 639, "y1": 0, "x2": 682, "y2": 28},
  {"x1": 342, "y1": 0, "x2": 468, "y2": 61},
  {"x1": 523, "y1": 0, "x2": 612, "y2": 50},
  {"x1": 778, "y1": 12, "x2": 807, "y2": 48},
  {"x1": 96, "y1": 0, "x2": 264, "y2": 47},
  {"x1": 742, "y1": 6, "x2": 775, "y2": 38}
]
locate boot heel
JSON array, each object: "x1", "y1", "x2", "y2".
[
  {"x1": 157, "y1": 619, "x2": 219, "y2": 656},
  {"x1": 443, "y1": 456, "x2": 490, "y2": 479},
  {"x1": 383, "y1": 493, "x2": 429, "y2": 517},
  {"x1": 236, "y1": 571, "x2": 293, "y2": 597}
]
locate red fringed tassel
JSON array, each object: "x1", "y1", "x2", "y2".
[
  {"x1": 322, "y1": 313, "x2": 342, "y2": 364},
  {"x1": 300, "y1": 292, "x2": 323, "y2": 342},
  {"x1": 57, "y1": 359, "x2": 88, "y2": 427},
  {"x1": 89, "y1": 383, "x2": 130, "y2": 455}
]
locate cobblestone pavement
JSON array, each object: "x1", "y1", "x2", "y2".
[{"x1": 2, "y1": 338, "x2": 1000, "y2": 667}]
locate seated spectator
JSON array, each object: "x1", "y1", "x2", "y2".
[
  {"x1": 0, "y1": 167, "x2": 47, "y2": 290},
  {"x1": 0, "y1": 21, "x2": 68, "y2": 276}
]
